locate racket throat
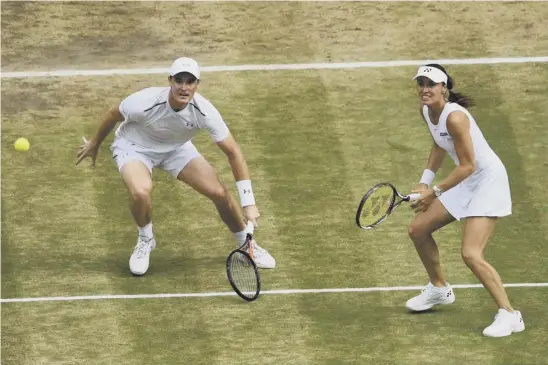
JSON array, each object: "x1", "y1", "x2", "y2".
[{"x1": 244, "y1": 233, "x2": 254, "y2": 259}]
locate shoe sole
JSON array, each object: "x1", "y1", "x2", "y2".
[
  {"x1": 129, "y1": 260, "x2": 150, "y2": 276},
  {"x1": 406, "y1": 296, "x2": 456, "y2": 312},
  {"x1": 130, "y1": 265, "x2": 148, "y2": 276},
  {"x1": 483, "y1": 326, "x2": 525, "y2": 337}
]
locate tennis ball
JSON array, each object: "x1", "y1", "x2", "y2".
[{"x1": 14, "y1": 137, "x2": 30, "y2": 152}]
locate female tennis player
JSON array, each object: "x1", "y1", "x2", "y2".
[{"x1": 405, "y1": 64, "x2": 524, "y2": 337}]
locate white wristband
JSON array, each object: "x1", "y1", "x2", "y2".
[
  {"x1": 420, "y1": 169, "x2": 436, "y2": 187},
  {"x1": 236, "y1": 180, "x2": 256, "y2": 207}
]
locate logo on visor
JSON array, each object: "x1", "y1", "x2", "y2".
[{"x1": 424, "y1": 67, "x2": 432, "y2": 72}]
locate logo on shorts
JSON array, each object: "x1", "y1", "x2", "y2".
[{"x1": 440, "y1": 132, "x2": 448, "y2": 136}]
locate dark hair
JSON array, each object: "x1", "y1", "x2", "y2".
[{"x1": 425, "y1": 64, "x2": 475, "y2": 108}]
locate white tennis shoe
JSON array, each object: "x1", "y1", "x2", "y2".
[
  {"x1": 242, "y1": 239, "x2": 276, "y2": 269},
  {"x1": 129, "y1": 236, "x2": 156, "y2": 276},
  {"x1": 483, "y1": 309, "x2": 525, "y2": 337},
  {"x1": 406, "y1": 282, "x2": 455, "y2": 312}
]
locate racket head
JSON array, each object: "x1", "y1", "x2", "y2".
[
  {"x1": 355, "y1": 182, "x2": 397, "y2": 229},
  {"x1": 226, "y1": 247, "x2": 261, "y2": 302}
]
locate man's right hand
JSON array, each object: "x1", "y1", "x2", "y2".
[
  {"x1": 76, "y1": 137, "x2": 99, "y2": 167},
  {"x1": 243, "y1": 205, "x2": 260, "y2": 227}
]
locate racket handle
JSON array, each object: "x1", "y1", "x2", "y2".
[{"x1": 407, "y1": 193, "x2": 421, "y2": 202}]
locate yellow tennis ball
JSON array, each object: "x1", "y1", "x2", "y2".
[{"x1": 14, "y1": 137, "x2": 30, "y2": 152}]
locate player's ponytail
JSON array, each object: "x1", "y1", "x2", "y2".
[
  {"x1": 425, "y1": 64, "x2": 475, "y2": 108},
  {"x1": 446, "y1": 75, "x2": 475, "y2": 108}
]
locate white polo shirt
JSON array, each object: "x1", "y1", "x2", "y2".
[{"x1": 114, "y1": 87, "x2": 229, "y2": 153}]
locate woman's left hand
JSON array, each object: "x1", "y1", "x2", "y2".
[{"x1": 410, "y1": 188, "x2": 436, "y2": 213}]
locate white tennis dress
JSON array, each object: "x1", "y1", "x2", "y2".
[{"x1": 423, "y1": 102, "x2": 512, "y2": 220}]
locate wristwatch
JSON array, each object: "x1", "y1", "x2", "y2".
[{"x1": 433, "y1": 185, "x2": 443, "y2": 197}]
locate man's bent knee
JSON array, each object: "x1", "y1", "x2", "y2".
[
  {"x1": 130, "y1": 187, "x2": 152, "y2": 204},
  {"x1": 121, "y1": 161, "x2": 153, "y2": 197}
]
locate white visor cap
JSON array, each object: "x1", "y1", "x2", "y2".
[
  {"x1": 170, "y1": 57, "x2": 200, "y2": 80},
  {"x1": 412, "y1": 66, "x2": 448, "y2": 84}
]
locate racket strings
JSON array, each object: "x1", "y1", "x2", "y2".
[
  {"x1": 359, "y1": 187, "x2": 395, "y2": 227},
  {"x1": 229, "y1": 252, "x2": 258, "y2": 296}
]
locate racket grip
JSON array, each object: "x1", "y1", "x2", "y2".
[{"x1": 407, "y1": 193, "x2": 421, "y2": 202}]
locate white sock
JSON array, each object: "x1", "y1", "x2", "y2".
[
  {"x1": 138, "y1": 223, "x2": 153, "y2": 240},
  {"x1": 234, "y1": 230, "x2": 247, "y2": 247}
]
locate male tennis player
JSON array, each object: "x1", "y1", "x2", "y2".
[
  {"x1": 405, "y1": 64, "x2": 524, "y2": 337},
  {"x1": 76, "y1": 57, "x2": 276, "y2": 275}
]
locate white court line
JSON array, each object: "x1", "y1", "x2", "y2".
[
  {"x1": 1, "y1": 56, "x2": 548, "y2": 78},
  {"x1": 2, "y1": 283, "x2": 547, "y2": 303}
]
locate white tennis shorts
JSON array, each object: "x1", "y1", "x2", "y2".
[
  {"x1": 110, "y1": 137, "x2": 201, "y2": 178},
  {"x1": 439, "y1": 159, "x2": 512, "y2": 220}
]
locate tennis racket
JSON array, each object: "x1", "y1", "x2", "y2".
[
  {"x1": 355, "y1": 182, "x2": 420, "y2": 230},
  {"x1": 226, "y1": 222, "x2": 261, "y2": 302}
]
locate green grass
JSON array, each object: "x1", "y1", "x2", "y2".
[
  {"x1": 2, "y1": 289, "x2": 548, "y2": 365},
  {"x1": 3, "y1": 64, "x2": 548, "y2": 365},
  {"x1": 2, "y1": 2, "x2": 548, "y2": 365}
]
